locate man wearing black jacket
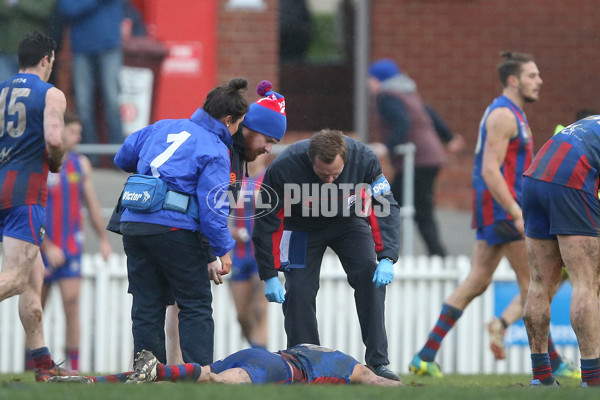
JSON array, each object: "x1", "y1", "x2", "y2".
[{"x1": 252, "y1": 129, "x2": 401, "y2": 381}]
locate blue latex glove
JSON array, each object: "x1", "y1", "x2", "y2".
[
  {"x1": 264, "y1": 276, "x2": 285, "y2": 303},
  {"x1": 372, "y1": 258, "x2": 394, "y2": 288}
]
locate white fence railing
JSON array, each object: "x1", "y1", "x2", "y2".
[{"x1": 0, "y1": 253, "x2": 580, "y2": 374}]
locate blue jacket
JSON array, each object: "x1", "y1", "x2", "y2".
[
  {"x1": 114, "y1": 108, "x2": 235, "y2": 257},
  {"x1": 58, "y1": 0, "x2": 122, "y2": 54}
]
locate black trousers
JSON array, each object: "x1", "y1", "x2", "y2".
[
  {"x1": 282, "y1": 217, "x2": 389, "y2": 366},
  {"x1": 124, "y1": 230, "x2": 213, "y2": 365},
  {"x1": 392, "y1": 166, "x2": 447, "y2": 257}
]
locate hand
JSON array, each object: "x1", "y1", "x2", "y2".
[
  {"x1": 372, "y1": 258, "x2": 394, "y2": 288},
  {"x1": 264, "y1": 276, "x2": 285, "y2": 303},
  {"x1": 99, "y1": 238, "x2": 113, "y2": 262},
  {"x1": 218, "y1": 253, "x2": 232, "y2": 275},
  {"x1": 447, "y1": 134, "x2": 466, "y2": 154},
  {"x1": 47, "y1": 155, "x2": 62, "y2": 173},
  {"x1": 207, "y1": 260, "x2": 223, "y2": 285},
  {"x1": 42, "y1": 242, "x2": 66, "y2": 268},
  {"x1": 514, "y1": 217, "x2": 525, "y2": 237},
  {"x1": 232, "y1": 227, "x2": 250, "y2": 243}
]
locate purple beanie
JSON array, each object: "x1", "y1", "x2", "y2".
[
  {"x1": 243, "y1": 80, "x2": 287, "y2": 141},
  {"x1": 369, "y1": 59, "x2": 401, "y2": 82}
]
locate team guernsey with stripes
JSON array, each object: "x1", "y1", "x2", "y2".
[
  {"x1": 45, "y1": 153, "x2": 84, "y2": 257},
  {"x1": 472, "y1": 94, "x2": 533, "y2": 229},
  {"x1": 521, "y1": 115, "x2": 600, "y2": 387},
  {"x1": 0, "y1": 31, "x2": 77, "y2": 381},
  {"x1": 408, "y1": 52, "x2": 564, "y2": 379},
  {"x1": 0, "y1": 72, "x2": 54, "y2": 212},
  {"x1": 525, "y1": 116, "x2": 600, "y2": 195}
]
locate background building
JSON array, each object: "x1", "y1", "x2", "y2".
[{"x1": 59, "y1": 0, "x2": 600, "y2": 211}]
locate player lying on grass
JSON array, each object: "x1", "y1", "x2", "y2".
[{"x1": 46, "y1": 344, "x2": 403, "y2": 386}]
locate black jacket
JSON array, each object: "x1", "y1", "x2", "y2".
[{"x1": 252, "y1": 136, "x2": 401, "y2": 280}]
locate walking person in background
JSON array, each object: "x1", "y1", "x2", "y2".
[
  {"x1": 368, "y1": 58, "x2": 465, "y2": 257},
  {"x1": 486, "y1": 108, "x2": 597, "y2": 371},
  {"x1": 0, "y1": 31, "x2": 77, "y2": 381},
  {"x1": 408, "y1": 52, "x2": 561, "y2": 378},
  {"x1": 40, "y1": 110, "x2": 113, "y2": 371}
]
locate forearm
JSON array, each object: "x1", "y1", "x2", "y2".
[
  {"x1": 45, "y1": 124, "x2": 65, "y2": 161},
  {"x1": 90, "y1": 212, "x2": 110, "y2": 242},
  {"x1": 483, "y1": 170, "x2": 522, "y2": 219},
  {"x1": 44, "y1": 88, "x2": 66, "y2": 169}
]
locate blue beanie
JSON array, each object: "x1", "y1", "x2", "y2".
[
  {"x1": 369, "y1": 59, "x2": 401, "y2": 82},
  {"x1": 243, "y1": 80, "x2": 287, "y2": 141}
]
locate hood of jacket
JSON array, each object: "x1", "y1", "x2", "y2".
[
  {"x1": 190, "y1": 107, "x2": 233, "y2": 147},
  {"x1": 380, "y1": 74, "x2": 417, "y2": 94}
]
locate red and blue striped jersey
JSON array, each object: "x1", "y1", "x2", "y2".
[
  {"x1": 524, "y1": 115, "x2": 600, "y2": 195},
  {"x1": 0, "y1": 73, "x2": 53, "y2": 209},
  {"x1": 45, "y1": 152, "x2": 84, "y2": 257},
  {"x1": 472, "y1": 95, "x2": 533, "y2": 228},
  {"x1": 231, "y1": 170, "x2": 265, "y2": 260}
]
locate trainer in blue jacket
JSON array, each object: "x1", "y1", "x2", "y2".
[{"x1": 113, "y1": 78, "x2": 248, "y2": 366}]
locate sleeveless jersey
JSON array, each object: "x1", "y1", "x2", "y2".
[
  {"x1": 0, "y1": 73, "x2": 53, "y2": 209},
  {"x1": 279, "y1": 344, "x2": 359, "y2": 384},
  {"x1": 46, "y1": 152, "x2": 84, "y2": 257},
  {"x1": 524, "y1": 115, "x2": 600, "y2": 195},
  {"x1": 472, "y1": 95, "x2": 533, "y2": 228}
]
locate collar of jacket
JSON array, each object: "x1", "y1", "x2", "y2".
[
  {"x1": 232, "y1": 129, "x2": 246, "y2": 157},
  {"x1": 189, "y1": 107, "x2": 233, "y2": 146},
  {"x1": 232, "y1": 130, "x2": 250, "y2": 177},
  {"x1": 380, "y1": 74, "x2": 417, "y2": 94}
]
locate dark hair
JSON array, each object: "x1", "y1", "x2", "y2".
[
  {"x1": 575, "y1": 108, "x2": 598, "y2": 122},
  {"x1": 497, "y1": 52, "x2": 535, "y2": 87},
  {"x1": 308, "y1": 129, "x2": 348, "y2": 164},
  {"x1": 203, "y1": 78, "x2": 249, "y2": 123},
  {"x1": 64, "y1": 110, "x2": 81, "y2": 126},
  {"x1": 18, "y1": 31, "x2": 57, "y2": 69}
]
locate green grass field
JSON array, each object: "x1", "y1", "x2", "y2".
[{"x1": 0, "y1": 373, "x2": 590, "y2": 400}]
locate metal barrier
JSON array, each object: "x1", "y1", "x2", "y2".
[
  {"x1": 0, "y1": 253, "x2": 580, "y2": 374},
  {"x1": 393, "y1": 143, "x2": 416, "y2": 257}
]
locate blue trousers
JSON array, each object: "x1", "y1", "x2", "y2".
[
  {"x1": 123, "y1": 229, "x2": 213, "y2": 365},
  {"x1": 72, "y1": 49, "x2": 124, "y2": 145}
]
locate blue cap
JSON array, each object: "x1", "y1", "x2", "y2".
[{"x1": 369, "y1": 59, "x2": 401, "y2": 82}]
